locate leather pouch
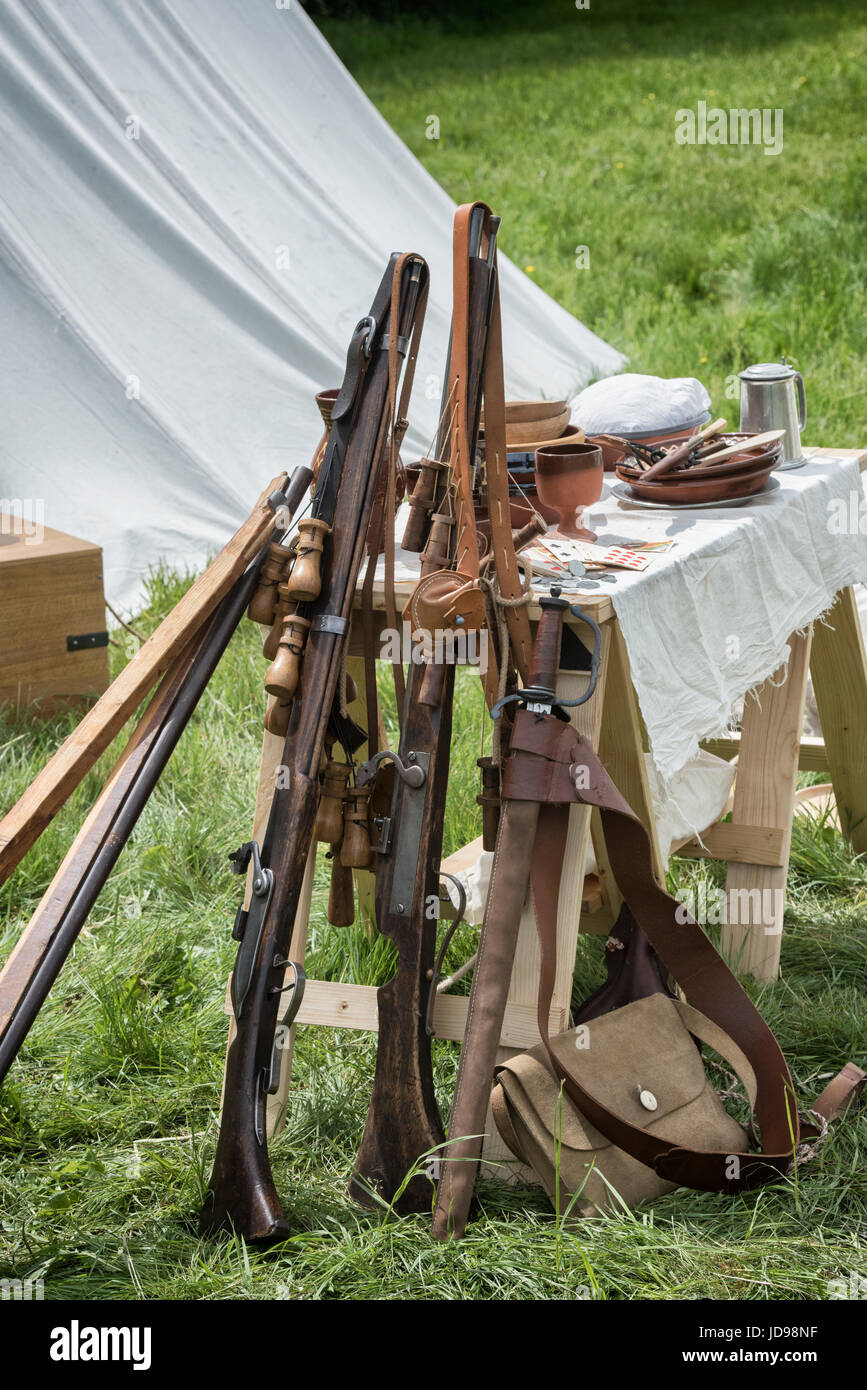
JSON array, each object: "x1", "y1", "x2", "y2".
[
  {"x1": 404, "y1": 569, "x2": 487, "y2": 634},
  {"x1": 492, "y1": 992, "x2": 752, "y2": 1217}
]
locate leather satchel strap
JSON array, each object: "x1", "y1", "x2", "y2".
[{"x1": 529, "y1": 783, "x2": 792, "y2": 1191}]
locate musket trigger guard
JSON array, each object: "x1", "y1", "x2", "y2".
[
  {"x1": 355, "y1": 749, "x2": 427, "y2": 788},
  {"x1": 267, "y1": 963, "x2": 307, "y2": 1096}
]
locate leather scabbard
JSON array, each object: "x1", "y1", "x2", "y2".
[{"x1": 431, "y1": 797, "x2": 540, "y2": 1241}]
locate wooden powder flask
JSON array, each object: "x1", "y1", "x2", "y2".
[
  {"x1": 264, "y1": 695, "x2": 291, "y2": 739},
  {"x1": 247, "y1": 540, "x2": 290, "y2": 628},
  {"x1": 340, "y1": 785, "x2": 373, "y2": 869},
  {"x1": 315, "y1": 760, "x2": 350, "y2": 844},
  {"x1": 327, "y1": 851, "x2": 355, "y2": 927},
  {"x1": 420, "y1": 511, "x2": 453, "y2": 578},
  {"x1": 312, "y1": 387, "x2": 340, "y2": 483},
  {"x1": 402, "y1": 458, "x2": 445, "y2": 553},
  {"x1": 263, "y1": 580, "x2": 295, "y2": 662},
  {"x1": 476, "y1": 756, "x2": 501, "y2": 851},
  {"x1": 264, "y1": 614, "x2": 311, "y2": 703},
  {"x1": 285, "y1": 518, "x2": 331, "y2": 603}
]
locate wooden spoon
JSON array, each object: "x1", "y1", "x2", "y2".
[
  {"x1": 693, "y1": 429, "x2": 785, "y2": 468},
  {"x1": 641, "y1": 417, "x2": 727, "y2": 481}
]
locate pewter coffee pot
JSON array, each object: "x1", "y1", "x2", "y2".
[{"x1": 738, "y1": 358, "x2": 807, "y2": 469}]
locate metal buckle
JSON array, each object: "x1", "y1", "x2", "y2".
[{"x1": 355, "y1": 314, "x2": 377, "y2": 360}]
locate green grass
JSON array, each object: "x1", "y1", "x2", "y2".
[
  {"x1": 1, "y1": 0, "x2": 866, "y2": 1300},
  {"x1": 319, "y1": 0, "x2": 866, "y2": 437}
]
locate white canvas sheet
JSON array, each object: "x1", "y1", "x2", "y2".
[{"x1": 0, "y1": 0, "x2": 624, "y2": 609}]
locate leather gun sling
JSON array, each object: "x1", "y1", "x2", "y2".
[
  {"x1": 440, "y1": 204, "x2": 533, "y2": 704},
  {"x1": 360, "y1": 255, "x2": 429, "y2": 746},
  {"x1": 479, "y1": 245, "x2": 533, "y2": 683},
  {"x1": 450, "y1": 205, "x2": 482, "y2": 586}
]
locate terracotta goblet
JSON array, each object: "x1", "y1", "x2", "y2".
[{"x1": 534, "y1": 441, "x2": 604, "y2": 540}]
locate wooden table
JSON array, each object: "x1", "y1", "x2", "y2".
[{"x1": 227, "y1": 446, "x2": 867, "y2": 1159}]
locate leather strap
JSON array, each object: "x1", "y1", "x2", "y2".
[
  {"x1": 409, "y1": 205, "x2": 506, "y2": 710},
  {"x1": 450, "y1": 204, "x2": 482, "y2": 584},
  {"x1": 811, "y1": 1062, "x2": 866, "y2": 1122},
  {"x1": 480, "y1": 255, "x2": 533, "y2": 683},
  {"x1": 384, "y1": 254, "x2": 429, "y2": 711}
]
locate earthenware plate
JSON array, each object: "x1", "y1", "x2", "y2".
[{"x1": 610, "y1": 475, "x2": 781, "y2": 510}]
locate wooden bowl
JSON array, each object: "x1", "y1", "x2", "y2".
[
  {"x1": 505, "y1": 406, "x2": 572, "y2": 448},
  {"x1": 504, "y1": 423, "x2": 584, "y2": 463},
  {"x1": 504, "y1": 399, "x2": 569, "y2": 424}
]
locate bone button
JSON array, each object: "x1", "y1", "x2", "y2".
[{"x1": 638, "y1": 1088, "x2": 658, "y2": 1112}]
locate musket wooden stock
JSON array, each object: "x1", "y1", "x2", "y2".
[{"x1": 350, "y1": 661, "x2": 455, "y2": 1213}]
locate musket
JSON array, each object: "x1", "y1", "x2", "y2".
[
  {"x1": 200, "y1": 253, "x2": 428, "y2": 1243},
  {"x1": 350, "y1": 206, "x2": 501, "y2": 1213},
  {"x1": 0, "y1": 472, "x2": 311, "y2": 1087}
]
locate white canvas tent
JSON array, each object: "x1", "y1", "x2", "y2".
[{"x1": 0, "y1": 0, "x2": 624, "y2": 609}]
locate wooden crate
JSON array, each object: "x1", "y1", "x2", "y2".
[{"x1": 0, "y1": 519, "x2": 109, "y2": 712}]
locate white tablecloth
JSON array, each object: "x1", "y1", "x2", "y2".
[
  {"x1": 383, "y1": 454, "x2": 867, "y2": 789},
  {"x1": 575, "y1": 454, "x2": 867, "y2": 784}
]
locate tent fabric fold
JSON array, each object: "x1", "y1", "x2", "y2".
[{"x1": 0, "y1": 0, "x2": 624, "y2": 607}]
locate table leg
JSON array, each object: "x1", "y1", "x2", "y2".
[
  {"x1": 597, "y1": 622, "x2": 666, "y2": 890},
  {"x1": 810, "y1": 586, "x2": 867, "y2": 854},
  {"x1": 722, "y1": 629, "x2": 812, "y2": 981}
]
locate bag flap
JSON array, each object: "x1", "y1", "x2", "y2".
[{"x1": 497, "y1": 993, "x2": 710, "y2": 1152}]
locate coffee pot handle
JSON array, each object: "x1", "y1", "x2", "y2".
[{"x1": 795, "y1": 371, "x2": 807, "y2": 430}]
